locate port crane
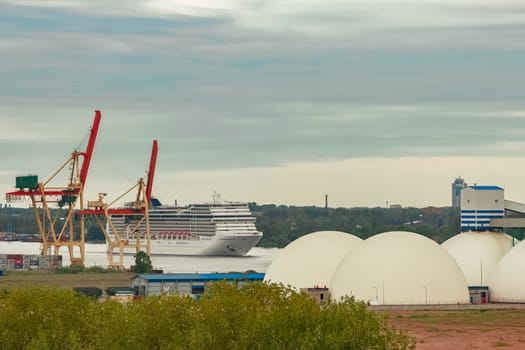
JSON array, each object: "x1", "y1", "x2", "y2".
[
  {"x1": 5, "y1": 110, "x2": 102, "y2": 267},
  {"x1": 77, "y1": 139, "x2": 158, "y2": 270}
]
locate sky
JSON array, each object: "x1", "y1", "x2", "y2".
[{"x1": 1, "y1": 0, "x2": 525, "y2": 208}]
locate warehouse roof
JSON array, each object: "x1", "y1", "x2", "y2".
[
  {"x1": 469, "y1": 186, "x2": 503, "y2": 190},
  {"x1": 133, "y1": 273, "x2": 265, "y2": 283}
]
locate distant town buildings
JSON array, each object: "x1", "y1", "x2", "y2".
[{"x1": 452, "y1": 177, "x2": 468, "y2": 208}]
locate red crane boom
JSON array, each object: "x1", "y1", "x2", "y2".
[
  {"x1": 146, "y1": 139, "x2": 158, "y2": 202},
  {"x1": 5, "y1": 110, "x2": 102, "y2": 267},
  {"x1": 78, "y1": 139, "x2": 159, "y2": 269},
  {"x1": 80, "y1": 110, "x2": 101, "y2": 185}
]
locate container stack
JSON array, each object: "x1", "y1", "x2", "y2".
[{"x1": 0, "y1": 254, "x2": 62, "y2": 271}]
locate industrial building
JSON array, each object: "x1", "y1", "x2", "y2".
[
  {"x1": 489, "y1": 240, "x2": 525, "y2": 302},
  {"x1": 264, "y1": 184, "x2": 525, "y2": 306},
  {"x1": 330, "y1": 231, "x2": 470, "y2": 305},
  {"x1": 264, "y1": 231, "x2": 362, "y2": 291},
  {"x1": 442, "y1": 231, "x2": 515, "y2": 287},
  {"x1": 460, "y1": 186, "x2": 505, "y2": 231},
  {"x1": 265, "y1": 230, "x2": 470, "y2": 305},
  {"x1": 444, "y1": 185, "x2": 525, "y2": 301},
  {"x1": 451, "y1": 177, "x2": 467, "y2": 208},
  {"x1": 131, "y1": 273, "x2": 265, "y2": 297}
]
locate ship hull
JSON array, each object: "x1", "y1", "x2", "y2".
[{"x1": 110, "y1": 233, "x2": 263, "y2": 257}]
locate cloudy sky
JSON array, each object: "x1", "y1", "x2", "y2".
[{"x1": 1, "y1": 0, "x2": 525, "y2": 208}]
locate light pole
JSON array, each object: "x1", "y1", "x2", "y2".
[
  {"x1": 373, "y1": 285, "x2": 378, "y2": 303},
  {"x1": 423, "y1": 285, "x2": 428, "y2": 304},
  {"x1": 480, "y1": 259, "x2": 483, "y2": 286}
]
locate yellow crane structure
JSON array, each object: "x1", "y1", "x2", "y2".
[
  {"x1": 5, "y1": 111, "x2": 102, "y2": 267},
  {"x1": 78, "y1": 140, "x2": 158, "y2": 270}
]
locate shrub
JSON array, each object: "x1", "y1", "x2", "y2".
[{"x1": 0, "y1": 284, "x2": 415, "y2": 350}]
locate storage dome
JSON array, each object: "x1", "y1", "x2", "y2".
[
  {"x1": 489, "y1": 239, "x2": 525, "y2": 302},
  {"x1": 264, "y1": 231, "x2": 362, "y2": 290},
  {"x1": 331, "y1": 231, "x2": 470, "y2": 305},
  {"x1": 442, "y1": 231, "x2": 516, "y2": 286}
]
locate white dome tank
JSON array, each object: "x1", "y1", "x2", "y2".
[
  {"x1": 442, "y1": 231, "x2": 516, "y2": 286},
  {"x1": 330, "y1": 231, "x2": 470, "y2": 305},
  {"x1": 489, "y1": 239, "x2": 525, "y2": 302},
  {"x1": 264, "y1": 230, "x2": 362, "y2": 291}
]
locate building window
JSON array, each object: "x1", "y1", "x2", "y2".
[{"x1": 192, "y1": 286, "x2": 205, "y2": 295}]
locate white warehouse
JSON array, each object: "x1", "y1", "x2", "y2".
[
  {"x1": 264, "y1": 231, "x2": 362, "y2": 291},
  {"x1": 265, "y1": 230, "x2": 470, "y2": 305}
]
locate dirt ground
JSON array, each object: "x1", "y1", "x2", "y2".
[{"x1": 383, "y1": 309, "x2": 525, "y2": 349}]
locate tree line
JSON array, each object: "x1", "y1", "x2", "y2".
[
  {"x1": 4, "y1": 203, "x2": 524, "y2": 248},
  {"x1": 251, "y1": 204, "x2": 462, "y2": 247},
  {"x1": 0, "y1": 204, "x2": 460, "y2": 245}
]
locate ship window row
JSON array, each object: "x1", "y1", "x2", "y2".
[
  {"x1": 157, "y1": 215, "x2": 252, "y2": 219},
  {"x1": 148, "y1": 215, "x2": 253, "y2": 220}
]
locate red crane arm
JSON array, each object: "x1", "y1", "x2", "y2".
[
  {"x1": 146, "y1": 139, "x2": 158, "y2": 202},
  {"x1": 79, "y1": 110, "x2": 102, "y2": 185}
]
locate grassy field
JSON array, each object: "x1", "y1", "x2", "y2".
[{"x1": 0, "y1": 270, "x2": 136, "y2": 290}]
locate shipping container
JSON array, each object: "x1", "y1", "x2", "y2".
[{"x1": 16, "y1": 175, "x2": 38, "y2": 189}]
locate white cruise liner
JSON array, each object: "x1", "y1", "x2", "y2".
[{"x1": 108, "y1": 199, "x2": 263, "y2": 256}]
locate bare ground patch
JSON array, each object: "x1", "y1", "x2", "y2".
[{"x1": 383, "y1": 310, "x2": 525, "y2": 349}]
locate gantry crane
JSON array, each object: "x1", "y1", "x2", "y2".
[
  {"x1": 77, "y1": 139, "x2": 158, "y2": 270},
  {"x1": 5, "y1": 110, "x2": 102, "y2": 267}
]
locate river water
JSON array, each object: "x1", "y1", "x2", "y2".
[{"x1": 0, "y1": 241, "x2": 281, "y2": 273}]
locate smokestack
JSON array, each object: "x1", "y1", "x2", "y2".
[{"x1": 325, "y1": 194, "x2": 328, "y2": 209}]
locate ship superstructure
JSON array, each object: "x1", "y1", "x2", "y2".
[{"x1": 108, "y1": 199, "x2": 263, "y2": 256}]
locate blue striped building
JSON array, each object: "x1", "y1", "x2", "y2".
[{"x1": 460, "y1": 186, "x2": 504, "y2": 231}]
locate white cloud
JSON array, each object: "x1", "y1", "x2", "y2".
[
  {"x1": 491, "y1": 141, "x2": 525, "y2": 152},
  {"x1": 0, "y1": 107, "x2": 95, "y2": 141},
  {"x1": 1, "y1": 0, "x2": 524, "y2": 209},
  {"x1": 5, "y1": 0, "x2": 525, "y2": 35}
]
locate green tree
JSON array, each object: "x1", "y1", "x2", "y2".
[
  {"x1": 0, "y1": 284, "x2": 414, "y2": 350},
  {"x1": 133, "y1": 250, "x2": 152, "y2": 273},
  {"x1": 0, "y1": 288, "x2": 92, "y2": 350},
  {"x1": 193, "y1": 281, "x2": 415, "y2": 350}
]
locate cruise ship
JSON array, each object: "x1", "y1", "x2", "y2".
[{"x1": 108, "y1": 198, "x2": 263, "y2": 256}]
